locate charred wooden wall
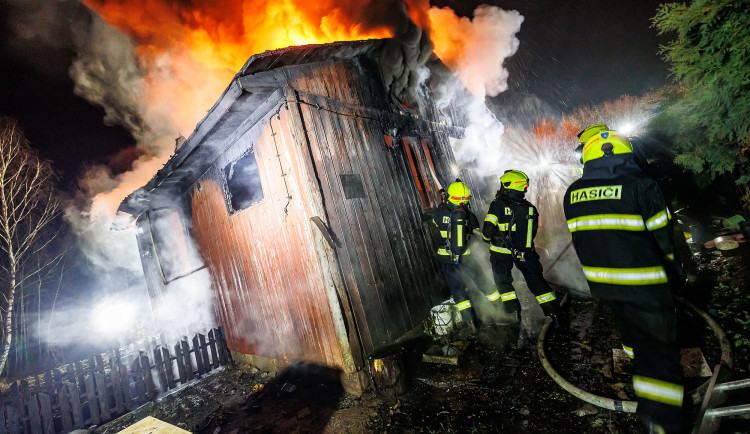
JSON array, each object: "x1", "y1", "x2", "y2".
[
  {"x1": 139, "y1": 54, "x2": 479, "y2": 369},
  {"x1": 189, "y1": 105, "x2": 347, "y2": 370},
  {"x1": 282, "y1": 57, "x2": 466, "y2": 356}
]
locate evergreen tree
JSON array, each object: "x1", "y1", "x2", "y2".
[{"x1": 652, "y1": 0, "x2": 750, "y2": 207}]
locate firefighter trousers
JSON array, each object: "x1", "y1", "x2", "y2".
[
  {"x1": 460, "y1": 254, "x2": 503, "y2": 305},
  {"x1": 601, "y1": 296, "x2": 684, "y2": 432},
  {"x1": 489, "y1": 250, "x2": 560, "y2": 316},
  {"x1": 441, "y1": 263, "x2": 475, "y2": 323}
]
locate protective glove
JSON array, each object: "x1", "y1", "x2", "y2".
[{"x1": 665, "y1": 253, "x2": 687, "y2": 283}]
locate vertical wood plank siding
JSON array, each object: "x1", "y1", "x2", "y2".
[
  {"x1": 156, "y1": 54, "x2": 475, "y2": 368},
  {"x1": 285, "y1": 58, "x2": 451, "y2": 355},
  {"x1": 190, "y1": 109, "x2": 345, "y2": 369}
]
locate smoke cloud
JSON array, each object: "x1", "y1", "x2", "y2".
[
  {"x1": 10, "y1": 0, "x2": 587, "y2": 347},
  {"x1": 429, "y1": 5, "x2": 523, "y2": 99}
]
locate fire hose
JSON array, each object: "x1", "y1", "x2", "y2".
[
  {"x1": 537, "y1": 296, "x2": 732, "y2": 412},
  {"x1": 545, "y1": 240, "x2": 573, "y2": 274}
]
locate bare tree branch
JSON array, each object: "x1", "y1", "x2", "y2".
[{"x1": 0, "y1": 116, "x2": 62, "y2": 375}]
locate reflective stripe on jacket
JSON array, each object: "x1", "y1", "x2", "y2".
[
  {"x1": 482, "y1": 191, "x2": 538, "y2": 255},
  {"x1": 432, "y1": 202, "x2": 480, "y2": 264},
  {"x1": 563, "y1": 162, "x2": 676, "y2": 299}
]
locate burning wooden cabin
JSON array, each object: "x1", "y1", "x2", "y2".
[{"x1": 118, "y1": 39, "x2": 485, "y2": 389}]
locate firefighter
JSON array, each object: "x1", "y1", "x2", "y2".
[
  {"x1": 564, "y1": 127, "x2": 684, "y2": 433},
  {"x1": 482, "y1": 170, "x2": 561, "y2": 322},
  {"x1": 432, "y1": 180, "x2": 500, "y2": 331}
]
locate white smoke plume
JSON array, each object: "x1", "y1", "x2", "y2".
[
  {"x1": 430, "y1": 5, "x2": 523, "y2": 100},
  {"x1": 430, "y1": 6, "x2": 590, "y2": 297}
]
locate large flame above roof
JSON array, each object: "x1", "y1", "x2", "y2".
[{"x1": 76, "y1": 0, "x2": 522, "y2": 217}]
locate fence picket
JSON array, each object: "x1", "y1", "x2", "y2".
[
  {"x1": 181, "y1": 339, "x2": 194, "y2": 381},
  {"x1": 208, "y1": 330, "x2": 218, "y2": 370},
  {"x1": 18, "y1": 380, "x2": 29, "y2": 406},
  {"x1": 111, "y1": 361, "x2": 124, "y2": 415},
  {"x1": 131, "y1": 355, "x2": 147, "y2": 405},
  {"x1": 0, "y1": 405, "x2": 6, "y2": 434},
  {"x1": 65, "y1": 363, "x2": 75, "y2": 386},
  {"x1": 199, "y1": 333, "x2": 210, "y2": 372},
  {"x1": 42, "y1": 373, "x2": 55, "y2": 408},
  {"x1": 74, "y1": 361, "x2": 85, "y2": 393},
  {"x1": 153, "y1": 347, "x2": 168, "y2": 394},
  {"x1": 95, "y1": 371, "x2": 110, "y2": 420},
  {"x1": 26, "y1": 394, "x2": 42, "y2": 434},
  {"x1": 69, "y1": 381, "x2": 84, "y2": 430},
  {"x1": 162, "y1": 347, "x2": 176, "y2": 389},
  {"x1": 52, "y1": 369, "x2": 64, "y2": 406},
  {"x1": 95, "y1": 354, "x2": 106, "y2": 375},
  {"x1": 0, "y1": 404, "x2": 6, "y2": 434},
  {"x1": 59, "y1": 383, "x2": 73, "y2": 433},
  {"x1": 7, "y1": 383, "x2": 19, "y2": 411},
  {"x1": 213, "y1": 329, "x2": 226, "y2": 366},
  {"x1": 141, "y1": 353, "x2": 157, "y2": 400},
  {"x1": 2, "y1": 328, "x2": 227, "y2": 433},
  {"x1": 119, "y1": 364, "x2": 132, "y2": 411},
  {"x1": 218, "y1": 327, "x2": 232, "y2": 364},
  {"x1": 192, "y1": 335, "x2": 204, "y2": 376},
  {"x1": 174, "y1": 343, "x2": 186, "y2": 384},
  {"x1": 37, "y1": 394, "x2": 53, "y2": 434},
  {"x1": 85, "y1": 374, "x2": 100, "y2": 425},
  {"x1": 5, "y1": 405, "x2": 20, "y2": 434}
]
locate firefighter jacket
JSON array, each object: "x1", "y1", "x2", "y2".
[
  {"x1": 431, "y1": 202, "x2": 480, "y2": 264},
  {"x1": 482, "y1": 190, "x2": 539, "y2": 256},
  {"x1": 563, "y1": 155, "x2": 677, "y2": 300}
]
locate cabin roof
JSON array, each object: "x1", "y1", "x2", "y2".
[
  {"x1": 239, "y1": 39, "x2": 384, "y2": 75},
  {"x1": 116, "y1": 39, "x2": 387, "y2": 220}
]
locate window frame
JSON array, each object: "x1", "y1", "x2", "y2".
[
  {"x1": 222, "y1": 147, "x2": 264, "y2": 215},
  {"x1": 148, "y1": 207, "x2": 206, "y2": 284},
  {"x1": 402, "y1": 136, "x2": 442, "y2": 210}
]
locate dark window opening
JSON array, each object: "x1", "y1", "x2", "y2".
[{"x1": 224, "y1": 150, "x2": 263, "y2": 213}]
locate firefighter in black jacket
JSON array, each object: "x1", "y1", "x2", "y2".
[
  {"x1": 482, "y1": 170, "x2": 561, "y2": 320},
  {"x1": 432, "y1": 180, "x2": 501, "y2": 330},
  {"x1": 564, "y1": 127, "x2": 683, "y2": 433}
]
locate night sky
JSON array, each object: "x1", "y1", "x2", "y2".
[{"x1": 0, "y1": 0, "x2": 672, "y2": 187}]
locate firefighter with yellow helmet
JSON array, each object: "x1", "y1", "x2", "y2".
[
  {"x1": 564, "y1": 127, "x2": 684, "y2": 433},
  {"x1": 432, "y1": 180, "x2": 501, "y2": 331},
  {"x1": 482, "y1": 170, "x2": 561, "y2": 322}
]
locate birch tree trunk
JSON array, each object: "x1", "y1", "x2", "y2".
[
  {"x1": 0, "y1": 268, "x2": 16, "y2": 374},
  {"x1": 0, "y1": 117, "x2": 61, "y2": 376}
]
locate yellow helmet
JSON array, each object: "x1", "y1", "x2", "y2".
[
  {"x1": 499, "y1": 170, "x2": 529, "y2": 192},
  {"x1": 577, "y1": 124, "x2": 609, "y2": 144},
  {"x1": 447, "y1": 180, "x2": 470, "y2": 205},
  {"x1": 581, "y1": 130, "x2": 633, "y2": 164}
]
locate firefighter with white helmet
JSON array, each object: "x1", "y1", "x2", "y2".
[
  {"x1": 564, "y1": 127, "x2": 684, "y2": 433},
  {"x1": 482, "y1": 170, "x2": 561, "y2": 322},
  {"x1": 432, "y1": 180, "x2": 500, "y2": 331}
]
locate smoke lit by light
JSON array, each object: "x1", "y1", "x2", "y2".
[
  {"x1": 618, "y1": 122, "x2": 636, "y2": 136},
  {"x1": 92, "y1": 298, "x2": 137, "y2": 338},
  {"x1": 451, "y1": 163, "x2": 461, "y2": 178}
]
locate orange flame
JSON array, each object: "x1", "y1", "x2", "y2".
[{"x1": 79, "y1": 0, "x2": 521, "y2": 216}]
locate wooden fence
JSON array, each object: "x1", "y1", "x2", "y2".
[{"x1": 0, "y1": 327, "x2": 232, "y2": 434}]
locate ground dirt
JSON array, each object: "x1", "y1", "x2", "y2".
[{"x1": 95, "y1": 242, "x2": 750, "y2": 434}]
